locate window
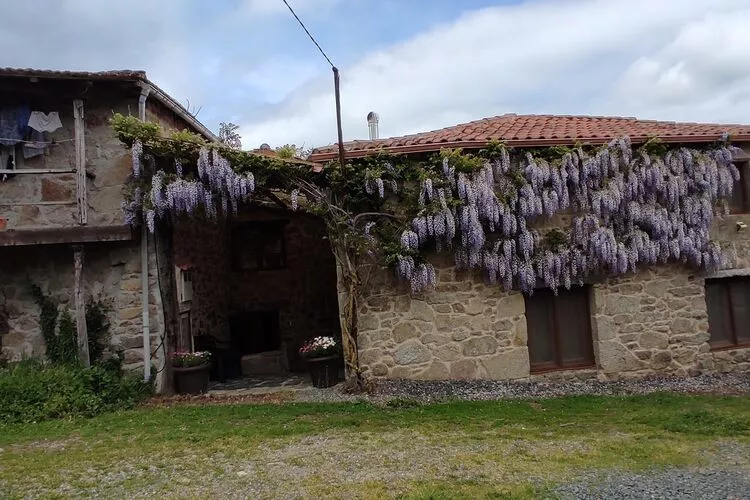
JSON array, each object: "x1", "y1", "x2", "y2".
[
  {"x1": 0, "y1": 144, "x2": 23, "y2": 180},
  {"x1": 524, "y1": 286, "x2": 595, "y2": 372},
  {"x1": 232, "y1": 220, "x2": 287, "y2": 271},
  {"x1": 705, "y1": 277, "x2": 750, "y2": 349},
  {"x1": 175, "y1": 266, "x2": 193, "y2": 303},
  {"x1": 729, "y1": 161, "x2": 749, "y2": 214}
]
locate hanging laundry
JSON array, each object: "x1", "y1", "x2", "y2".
[
  {"x1": 28, "y1": 111, "x2": 62, "y2": 133},
  {"x1": 23, "y1": 129, "x2": 46, "y2": 159},
  {"x1": 0, "y1": 106, "x2": 30, "y2": 146}
]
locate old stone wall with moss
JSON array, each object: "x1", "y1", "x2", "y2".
[{"x1": 0, "y1": 241, "x2": 165, "y2": 374}]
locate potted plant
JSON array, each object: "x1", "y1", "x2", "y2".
[
  {"x1": 172, "y1": 351, "x2": 211, "y2": 395},
  {"x1": 299, "y1": 336, "x2": 341, "y2": 388}
]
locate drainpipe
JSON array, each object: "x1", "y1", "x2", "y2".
[{"x1": 138, "y1": 85, "x2": 151, "y2": 382}]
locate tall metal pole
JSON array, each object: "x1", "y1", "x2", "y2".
[{"x1": 333, "y1": 67, "x2": 346, "y2": 169}]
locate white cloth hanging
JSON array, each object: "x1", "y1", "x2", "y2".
[{"x1": 28, "y1": 111, "x2": 62, "y2": 133}]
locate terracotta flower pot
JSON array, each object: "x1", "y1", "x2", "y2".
[
  {"x1": 0, "y1": 218, "x2": 7, "y2": 231},
  {"x1": 306, "y1": 355, "x2": 341, "y2": 388},
  {"x1": 173, "y1": 363, "x2": 210, "y2": 394}
]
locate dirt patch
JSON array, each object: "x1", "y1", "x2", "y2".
[{"x1": 141, "y1": 391, "x2": 295, "y2": 408}]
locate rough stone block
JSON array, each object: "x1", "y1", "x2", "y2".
[
  {"x1": 431, "y1": 343, "x2": 461, "y2": 362},
  {"x1": 461, "y1": 336, "x2": 498, "y2": 357},
  {"x1": 481, "y1": 348, "x2": 530, "y2": 380},
  {"x1": 449, "y1": 358, "x2": 479, "y2": 379},
  {"x1": 670, "y1": 317, "x2": 694, "y2": 335},
  {"x1": 119, "y1": 307, "x2": 141, "y2": 320},
  {"x1": 497, "y1": 293, "x2": 524, "y2": 317},
  {"x1": 359, "y1": 348, "x2": 383, "y2": 366},
  {"x1": 420, "y1": 333, "x2": 450, "y2": 346},
  {"x1": 415, "y1": 361, "x2": 450, "y2": 380},
  {"x1": 371, "y1": 363, "x2": 388, "y2": 376},
  {"x1": 408, "y1": 301, "x2": 435, "y2": 322},
  {"x1": 493, "y1": 319, "x2": 513, "y2": 332},
  {"x1": 651, "y1": 350, "x2": 673, "y2": 370},
  {"x1": 598, "y1": 340, "x2": 644, "y2": 373},
  {"x1": 393, "y1": 340, "x2": 432, "y2": 365},
  {"x1": 451, "y1": 330, "x2": 470, "y2": 341},
  {"x1": 393, "y1": 322, "x2": 419, "y2": 343},
  {"x1": 358, "y1": 314, "x2": 379, "y2": 332},
  {"x1": 639, "y1": 331, "x2": 669, "y2": 350}
]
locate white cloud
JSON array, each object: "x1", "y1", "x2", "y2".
[
  {"x1": 3, "y1": 0, "x2": 749, "y2": 147},
  {"x1": 613, "y1": 9, "x2": 750, "y2": 121},
  {"x1": 238, "y1": 0, "x2": 750, "y2": 148}
]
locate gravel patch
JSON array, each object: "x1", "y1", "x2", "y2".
[
  {"x1": 554, "y1": 468, "x2": 750, "y2": 500},
  {"x1": 368, "y1": 372, "x2": 750, "y2": 403}
]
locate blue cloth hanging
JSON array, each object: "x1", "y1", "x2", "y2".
[{"x1": 0, "y1": 106, "x2": 31, "y2": 146}]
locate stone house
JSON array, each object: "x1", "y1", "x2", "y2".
[
  {"x1": 309, "y1": 114, "x2": 750, "y2": 381},
  {"x1": 0, "y1": 68, "x2": 216, "y2": 386}
]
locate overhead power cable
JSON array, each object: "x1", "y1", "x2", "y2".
[
  {"x1": 281, "y1": 0, "x2": 335, "y2": 68},
  {"x1": 280, "y1": 0, "x2": 346, "y2": 170}
]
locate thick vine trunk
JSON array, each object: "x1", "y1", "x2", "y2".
[
  {"x1": 333, "y1": 245, "x2": 361, "y2": 382},
  {"x1": 154, "y1": 224, "x2": 179, "y2": 395}
]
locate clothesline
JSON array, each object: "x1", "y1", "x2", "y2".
[{"x1": 0, "y1": 137, "x2": 74, "y2": 144}]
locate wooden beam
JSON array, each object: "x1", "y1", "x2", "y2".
[
  {"x1": 73, "y1": 245, "x2": 90, "y2": 367},
  {"x1": 0, "y1": 201, "x2": 76, "y2": 206},
  {"x1": 0, "y1": 168, "x2": 75, "y2": 175},
  {"x1": 0, "y1": 225, "x2": 133, "y2": 246},
  {"x1": 74, "y1": 99, "x2": 88, "y2": 225}
]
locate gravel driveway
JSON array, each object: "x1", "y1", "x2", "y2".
[{"x1": 554, "y1": 469, "x2": 750, "y2": 500}]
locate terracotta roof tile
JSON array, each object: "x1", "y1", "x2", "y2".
[{"x1": 309, "y1": 114, "x2": 750, "y2": 162}]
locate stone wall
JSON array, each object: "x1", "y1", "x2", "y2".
[
  {"x1": 592, "y1": 269, "x2": 710, "y2": 377},
  {"x1": 358, "y1": 257, "x2": 529, "y2": 380},
  {"x1": 1, "y1": 86, "x2": 139, "y2": 229},
  {"x1": 357, "y1": 211, "x2": 750, "y2": 381},
  {"x1": 0, "y1": 239, "x2": 165, "y2": 376}
]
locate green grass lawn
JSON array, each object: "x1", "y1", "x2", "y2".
[{"x1": 1, "y1": 393, "x2": 749, "y2": 499}]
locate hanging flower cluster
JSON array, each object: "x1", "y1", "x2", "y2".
[
  {"x1": 131, "y1": 146, "x2": 257, "y2": 231},
  {"x1": 392, "y1": 137, "x2": 740, "y2": 294}
]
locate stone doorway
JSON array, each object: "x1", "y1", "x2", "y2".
[{"x1": 172, "y1": 207, "x2": 342, "y2": 382}]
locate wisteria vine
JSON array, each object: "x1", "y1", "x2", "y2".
[
  {"x1": 123, "y1": 141, "x2": 257, "y2": 231},
  {"x1": 118, "y1": 114, "x2": 742, "y2": 297},
  {"x1": 384, "y1": 138, "x2": 741, "y2": 294}
]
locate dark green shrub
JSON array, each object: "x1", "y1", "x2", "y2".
[
  {"x1": 55, "y1": 310, "x2": 79, "y2": 366},
  {"x1": 29, "y1": 285, "x2": 114, "y2": 366},
  {"x1": 86, "y1": 296, "x2": 113, "y2": 364},
  {"x1": 0, "y1": 358, "x2": 152, "y2": 424}
]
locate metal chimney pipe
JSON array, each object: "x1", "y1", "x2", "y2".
[{"x1": 367, "y1": 111, "x2": 379, "y2": 140}]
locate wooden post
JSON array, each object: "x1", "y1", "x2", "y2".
[
  {"x1": 73, "y1": 244, "x2": 90, "y2": 366},
  {"x1": 73, "y1": 99, "x2": 88, "y2": 225}
]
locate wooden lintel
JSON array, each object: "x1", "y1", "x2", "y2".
[
  {"x1": 0, "y1": 201, "x2": 76, "y2": 206},
  {"x1": 0, "y1": 225, "x2": 134, "y2": 247},
  {"x1": 0, "y1": 168, "x2": 76, "y2": 175}
]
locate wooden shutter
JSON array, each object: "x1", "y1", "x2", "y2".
[
  {"x1": 525, "y1": 290, "x2": 556, "y2": 371},
  {"x1": 524, "y1": 286, "x2": 595, "y2": 372},
  {"x1": 556, "y1": 288, "x2": 595, "y2": 367},
  {"x1": 706, "y1": 280, "x2": 732, "y2": 347},
  {"x1": 728, "y1": 280, "x2": 750, "y2": 343}
]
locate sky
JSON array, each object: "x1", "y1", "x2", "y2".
[{"x1": 2, "y1": 0, "x2": 749, "y2": 150}]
